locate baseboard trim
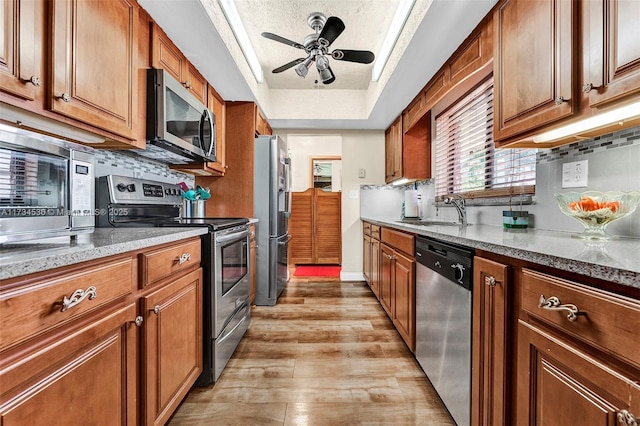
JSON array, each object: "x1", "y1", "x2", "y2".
[{"x1": 340, "y1": 272, "x2": 365, "y2": 282}]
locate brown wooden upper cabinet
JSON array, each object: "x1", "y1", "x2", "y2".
[
  {"x1": 151, "y1": 23, "x2": 207, "y2": 105},
  {"x1": 49, "y1": 0, "x2": 139, "y2": 140},
  {"x1": 493, "y1": 0, "x2": 576, "y2": 142},
  {"x1": 494, "y1": 0, "x2": 640, "y2": 147},
  {"x1": 0, "y1": 0, "x2": 38, "y2": 101},
  {"x1": 255, "y1": 105, "x2": 272, "y2": 136},
  {"x1": 385, "y1": 116, "x2": 403, "y2": 183},
  {"x1": 206, "y1": 85, "x2": 226, "y2": 174},
  {"x1": 585, "y1": 0, "x2": 640, "y2": 108}
]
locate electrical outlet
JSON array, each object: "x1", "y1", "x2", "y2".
[
  {"x1": 358, "y1": 168, "x2": 366, "y2": 178},
  {"x1": 562, "y1": 160, "x2": 588, "y2": 188}
]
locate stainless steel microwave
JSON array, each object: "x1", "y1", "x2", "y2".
[
  {"x1": 141, "y1": 68, "x2": 217, "y2": 164},
  {"x1": 0, "y1": 123, "x2": 95, "y2": 244}
]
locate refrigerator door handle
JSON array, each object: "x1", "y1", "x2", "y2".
[
  {"x1": 284, "y1": 158, "x2": 292, "y2": 218},
  {"x1": 278, "y1": 235, "x2": 293, "y2": 245}
]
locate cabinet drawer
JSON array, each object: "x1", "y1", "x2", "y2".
[
  {"x1": 381, "y1": 227, "x2": 414, "y2": 257},
  {"x1": 0, "y1": 257, "x2": 134, "y2": 352},
  {"x1": 370, "y1": 225, "x2": 381, "y2": 240},
  {"x1": 140, "y1": 238, "x2": 201, "y2": 286},
  {"x1": 363, "y1": 222, "x2": 371, "y2": 236},
  {"x1": 521, "y1": 269, "x2": 640, "y2": 368}
]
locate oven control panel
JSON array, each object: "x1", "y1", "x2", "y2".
[{"x1": 102, "y1": 175, "x2": 183, "y2": 205}]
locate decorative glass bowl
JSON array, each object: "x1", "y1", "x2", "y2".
[{"x1": 555, "y1": 191, "x2": 640, "y2": 240}]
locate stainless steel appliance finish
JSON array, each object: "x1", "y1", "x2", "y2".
[
  {"x1": 415, "y1": 236, "x2": 474, "y2": 426},
  {"x1": 96, "y1": 175, "x2": 250, "y2": 385},
  {"x1": 141, "y1": 68, "x2": 216, "y2": 164},
  {"x1": 253, "y1": 135, "x2": 292, "y2": 306},
  {"x1": 0, "y1": 123, "x2": 95, "y2": 244}
]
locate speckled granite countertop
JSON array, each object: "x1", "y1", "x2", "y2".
[
  {"x1": 362, "y1": 216, "x2": 640, "y2": 289},
  {"x1": 0, "y1": 228, "x2": 208, "y2": 281}
]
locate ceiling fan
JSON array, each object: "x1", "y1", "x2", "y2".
[{"x1": 261, "y1": 12, "x2": 375, "y2": 85}]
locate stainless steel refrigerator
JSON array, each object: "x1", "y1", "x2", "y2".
[{"x1": 253, "y1": 135, "x2": 291, "y2": 305}]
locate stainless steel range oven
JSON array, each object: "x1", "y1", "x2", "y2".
[{"x1": 96, "y1": 175, "x2": 250, "y2": 385}]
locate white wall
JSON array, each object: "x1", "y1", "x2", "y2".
[
  {"x1": 281, "y1": 134, "x2": 342, "y2": 191},
  {"x1": 276, "y1": 129, "x2": 386, "y2": 280}
]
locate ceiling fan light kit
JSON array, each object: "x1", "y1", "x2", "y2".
[{"x1": 261, "y1": 12, "x2": 375, "y2": 85}]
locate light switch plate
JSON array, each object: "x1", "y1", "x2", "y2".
[
  {"x1": 562, "y1": 160, "x2": 588, "y2": 188},
  {"x1": 358, "y1": 168, "x2": 366, "y2": 178},
  {"x1": 349, "y1": 190, "x2": 358, "y2": 199}
]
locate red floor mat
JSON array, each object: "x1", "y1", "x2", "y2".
[{"x1": 293, "y1": 265, "x2": 341, "y2": 277}]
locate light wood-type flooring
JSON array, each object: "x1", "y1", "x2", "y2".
[{"x1": 168, "y1": 277, "x2": 455, "y2": 425}]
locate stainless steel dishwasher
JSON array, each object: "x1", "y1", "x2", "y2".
[{"x1": 415, "y1": 236, "x2": 473, "y2": 426}]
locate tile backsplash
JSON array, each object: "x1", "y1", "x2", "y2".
[
  {"x1": 95, "y1": 150, "x2": 194, "y2": 186},
  {"x1": 361, "y1": 126, "x2": 640, "y2": 238}
]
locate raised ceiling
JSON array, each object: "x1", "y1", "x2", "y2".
[{"x1": 138, "y1": 0, "x2": 498, "y2": 130}]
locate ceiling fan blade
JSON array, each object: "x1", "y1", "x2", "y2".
[
  {"x1": 331, "y1": 49, "x2": 375, "y2": 64},
  {"x1": 272, "y1": 58, "x2": 307, "y2": 73},
  {"x1": 261, "y1": 32, "x2": 305, "y2": 49},
  {"x1": 318, "y1": 17, "x2": 345, "y2": 47}
]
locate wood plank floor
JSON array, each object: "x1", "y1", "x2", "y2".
[{"x1": 168, "y1": 277, "x2": 455, "y2": 425}]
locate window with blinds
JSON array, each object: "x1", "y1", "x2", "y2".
[{"x1": 434, "y1": 78, "x2": 536, "y2": 199}]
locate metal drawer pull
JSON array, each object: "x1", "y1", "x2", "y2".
[
  {"x1": 618, "y1": 410, "x2": 638, "y2": 426},
  {"x1": 485, "y1": 275, "x2": 497, "y2": 287},
  {"x1": 176, "y1": 253, "x2": 191, "y2": 265},
  {"x1": 133, "y1": 316, "x2": 144, "y2": 327},
  {"x1": 538, "y1": 295, "x2": 582, "y2": 321},
  {"x1": 61, "y1": 286, "x2": 97, "y2": 312}
]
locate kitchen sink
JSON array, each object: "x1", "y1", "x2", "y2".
[{"x1": 397, "y1": 218, "x2": 471, "y2": 227}]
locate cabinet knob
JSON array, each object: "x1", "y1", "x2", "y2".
[
  {"x1": 59, "y1": 93, "x2": 71, "y2": 102},
  {"x1": 152, "y1": 305, "x2": 160, "y2": 314},
  {"x1": 23, "y1": 76, "x2": 41, "y2": 86},
  {"x1": 554, "y1": 96, "x2": 567, "y2": 105},
  {"x1": 133, "y1": 316, "x2": 144, "y2": 327},
  {"x1": 583, "y1": 83, "x2": 595, "y2": 93},
  {"x1": 484, "y1": 275, "x2": 497, "y2": 287},
  {"x1": 618, "y1": 410, "x2": 638, "y2": 426}
]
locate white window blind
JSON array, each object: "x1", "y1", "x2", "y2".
[{"x1": 434, "y1": 78, "x2": 536, "y2": 198}]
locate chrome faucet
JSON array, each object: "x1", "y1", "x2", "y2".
[{"x1": 444, "y1": 194, "x2": 467, "y2": 226}]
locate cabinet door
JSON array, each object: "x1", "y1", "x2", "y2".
[
  {"x1": 494, "y1": 0, "x2": 575, "y2": 141},
  {"x1": 207, "y1": 85, "x2": 226, "y2": 175},
  {"x1": 0, "y1": 0, "x2": 38, "y2": 100},
  {"x1": 363, "y1": 234, "x2": 372, "y2": 284},
  {"x1": 370, "y1": 239, "x2": 380, "y2": 300},
  {"x1": 516, "y1": 321, "x2": 640, "y2": 426},
  {"x1": 384, "y1": 117, "x2": 402, "y2": 183},
  {"x1": 586, "y1": 0, "x2": 640, "y2": 107},
  {"x1": 151, "y1": 23, "x2": 185, "y2": 84},
  {"x1": 289, "y1": 189, "x2": 314, "y2": 265},
  {"x1": 0, "y1": 304, "x2": 139, "y2": 425},
  {"x1": 184, "y1": 62, "x2": 207, "y2": 104},
  {"x1": 392, "y1": 251, "x2": 415, "y2": 352},
  {"x1": 314, "y1": 189, "x2": 341, "y2": 264},
  {"x1": 379, "y1": 244, "x2": 394, "y2": 317},
  {"x1": 142, "y1": 268, "x2": 203, "y2": 426},
  {"x1": 50, "y1": 0, "x2": 138, "y2": 140},
  {"x1": 472, "y1": 257, "x2": 510, "y2": 426}
]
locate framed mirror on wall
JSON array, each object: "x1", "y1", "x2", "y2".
[{"x1": 310, "y1": 156, "x2": 341, "y2": 191}]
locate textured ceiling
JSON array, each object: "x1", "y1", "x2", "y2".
[{"x1": 235, "y1": 0, "x2": 399, "y2": 90}]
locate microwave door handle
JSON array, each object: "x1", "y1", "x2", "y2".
[{"x1": 199, "y1": 108, "x2": 215, "y2": 158}]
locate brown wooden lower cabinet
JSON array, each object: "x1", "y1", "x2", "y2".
[
  {"x1": 0, "y1": 237, "x2": 203, "y2": 426},
  {"x1": 472, "y1": 256, "x2": 511, "y2": 426},
  {"x1": 516, "y1": 320, "x2": 640, "y2": 425},
  {"x1": 0, "y1": 303, "x2": 139, "y2": 425},
  {"x1": 379, "y1": 243, "x2": 394, "y2": 316},
  {"x1": 142, "y1": 267, "x2": 203, "y2": 426}
]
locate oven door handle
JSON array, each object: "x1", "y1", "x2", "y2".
[
  {"x1": 216, "y1": 228, "x2": 250, "y2": 245},
  {"x1": 217, "y1": 303, "x2": 249, "y2": 345}
]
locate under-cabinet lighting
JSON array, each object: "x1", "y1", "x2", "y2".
[
  {"x1": 218, "y1": 0, "x2": 264, "y2": 83},
  {"x1": 392, "y1": 178, "x2": 411, "y2": 186},
  {"x1": 372, "y1": 0, "x2": 416, "y2": 82},
  {"x1": 533, "y1": 101, "x2": 640, "y2": 143}
]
